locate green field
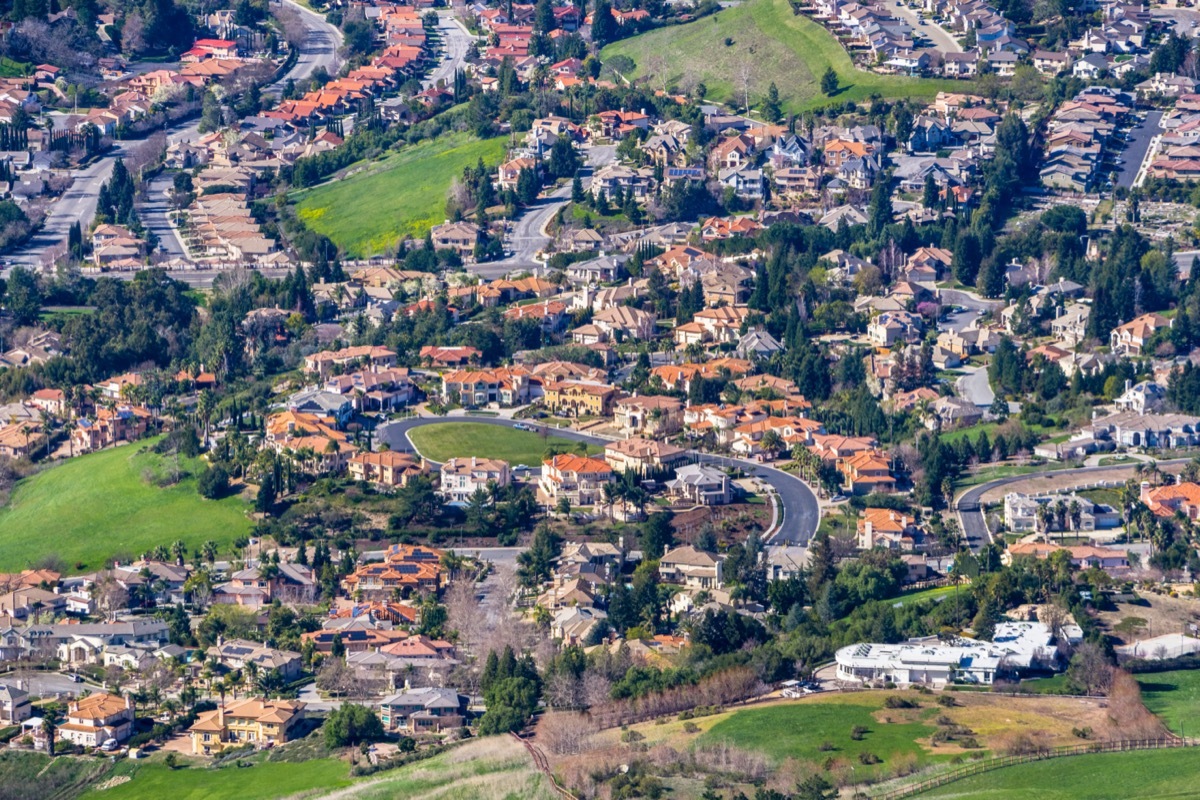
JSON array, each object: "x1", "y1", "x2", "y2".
[
  {"x1": 66, "y1": 736, "x2": 556, "y2": 800},
  {"x1": 915, "y1": 748, "x2": 1200, "y2": 799},
  {"x1": 698, "y1": 696, "x2": 942, "y2": 777},
  {"x1": 0, "y1": 438, "x2": 252, "y2": 572},
  {"x1": 78, "y1": 759, "x2": 353, "y2": 800},
  {"x1": 1137, "y1": 670, "x2": 1200, "y2": 736},
  {"x1": 292, "y1": 132, "x2": 507, "y2": 257},
  {"x1": 602, "y1": 0, "x2": 963, "y2": 111},
  {"x1": 407, "y1": 422, "x2": 602, "y2": 465}
]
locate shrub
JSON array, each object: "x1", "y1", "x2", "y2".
[
  {"x1": 818, "y1": 741, "x2": 836, "y2": 752},
  {"x1": 937, "y1": 695, "x2": 957, "y2": 707},
  {"x1": 858, "y1": 752, "x2": 881, "y2": 765},
  {"x1": 884, "y1": 696, "x2": 917, "y2": 709},
  {"x1": 682, "y1": 721, "x2": 700, "y2": 734},
  {"x1": 850, "y1": 725, "x2": 868, "y2": 741},
  {"x1": 197, "y1": 464, "x2": 231, "y2": 499}
]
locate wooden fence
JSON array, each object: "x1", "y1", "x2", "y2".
[
  {"x1": 868, "y1": 737, "x2": 1199, "y2": 800},
  {"x1": 510, "y1": 733, "x2": 579, "y2": 800}
]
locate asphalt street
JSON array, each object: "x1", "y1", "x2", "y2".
[
  {"x1": 6, "y1": 0, "x2": 343, "y2": 270},
  {"x1": 423, "y1": 13, "x2": 474, "y2": 90},
  {"x1": 470, "y1": 144, "x2": 618, "y2": 280},
  {"x1": 376, "y1": 415, "x2": 821, "y2": 546}
]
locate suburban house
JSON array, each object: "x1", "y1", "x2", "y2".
[
  {"x1": 207, "y1": 638, "x2": 304, "y2": 679},
  {"x1": 348, "y1": 451, "x2": 427, "y2": 489},
  {"x1": 1002, "y1": 492, "x2": 1120, "y2": 532},
  {"x1": 542, "y1": 380, "x2": 620, "y2": 417},
  {"x1": 857, "y1": 507, "x2": 921, "y2": 550},
  {"x1": 658, "y1": 546, "x2": 724, "y2": 589},
  {"x1": 1110, "y1": 313, "x2": 1171, "y2": 356},
  {"x1": 59, "y1": 693, "x2": 134, "y2": 747},
  {"x1": 539, "y1": 454, "x2": 614, "y2": 506},
  {"x1": 439, "y1": 457, "x2": 511, "y2": 503},
  {"x1": 603, "y1": 436, "x2": 688, "y2": 475},
  {"x1": 665, "y1": 463, "x2": 733, "y2": 505},
  {"x1": 613, "y1": 395, "x2": 683, "y2": 437},
  {"x1": 835, "y1": 622, "x2": 1060, "y2": 686},
  {"x1": 189, "y1": 699, "x2": 306, "y2": 755},
  {"x1": 1142, "y1": 481, "x2": 1200, "y2": 520},
  {"x1": 341, "y1": 544, "x2": 445, "y2": 600},
  {"x1": 303, "y1": 345, "x2": 396, "y2": 377},
  {"x1": 839, "y1": 450, "x2": 896, "y2": 494},
  {"x1": 0, "y1": 682, "x2": 31, "y2": 724},
  {"x1": 379, "y1": 687, "x2": 466, "y2": 733}
]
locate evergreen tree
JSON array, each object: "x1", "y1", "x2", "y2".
[
  {"x1": 762, "y1": 82, "x2": 782, "y2": 124},
  {"x1": 820, "y1": 67, "x2": 839, "y2": 96}
]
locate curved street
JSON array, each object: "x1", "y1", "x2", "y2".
[{"x1": 376, "y1": 414, "x2": 821, "y2": 546}]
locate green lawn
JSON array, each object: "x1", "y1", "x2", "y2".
[
  {"x1": 68, "y1": 735, "x2": 556, "y2": 800},
  {"x1": 698, "y1": 696, "x2": 944, "y2": 778},
  {"x1": 1136, "y1": 670, "x2": 1200, "y2": 736},
  {"x1": 892, "y1": 584, "x2": 958, "y2": 606},
  {"x1": 78, "y1": 759, "x2": 353, "y2": 800},
  {"x1": 292, "y1": 132, "x2": 508, "y2": 257},
  {"x1": 915, "y1": 748, "x2": 1200, "y2": 799},
  {"x1": 0, "y1": 438, "x2": 253, "y2": 572},
  {"x1": 602, "y1": 0, "x2": 963, "y2": 111},
  {"x1": 407, "y1": 422, "x2": 602, "y2": 465}
]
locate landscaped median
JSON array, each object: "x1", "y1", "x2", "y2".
[{"x1": 405, "y1": 421, "x2": 602, "y2": 465}]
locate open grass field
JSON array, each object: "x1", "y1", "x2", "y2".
[
  {"x1": 601, "y1": 0, "x2": 963, "y2": 112},
  {"x1": 0, "y1": 438, "x2": 253, "y2": 573},
  {"x1": 592, "y1": 690, "x2": 1125, "y2": 786},
  {"x1": 914, "y1": 747, "x2": 1200, "y2": 799},
  {"x1": 65, "y1": 736, "x2": 555, "y2": 800},
  {"x1": 77, "y1": 758, "x2": 353, "y2": 800},
  {"x1": 1136, "y1": 670, "x2": 1200, "y2": 736},
  {"x1": 292, "y1": 132, "x2": 507, "y2": 258},
  {"x1": 407, "y1": 422, "x2": 602, "y2": 465}
]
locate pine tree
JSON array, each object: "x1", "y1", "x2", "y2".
[
  {"x1": 820, "y1": 67, "x2": 839, "y2": 96},
  {"x1": 763, "y1": 82, "x2": 783, "y2": 123}
]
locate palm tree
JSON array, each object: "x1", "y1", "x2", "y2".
[
  {"x1": 41, "y1": 707, "x2": 60, "y2": 755},
  {"x1": 1035, "y1": 503, "x2": 1053, "y2": 540},
  {"x1": 1053, "y1": 500, "x2": 1068, "y2": 541},
  {"x1": 197, "y1": 389, "x2": 216, "y2": 447},
  {"x1": 171, "y1": 540, "x2": 187, "y2": 566},
  {"x1": 202, "y1": 540, "x2": 217, "y2": 565},
  {"x1": 1068, "y1": 500, "x2": 1082, "y2": 533}
]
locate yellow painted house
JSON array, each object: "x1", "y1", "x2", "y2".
[
  {"x1": 542, "y1": 380, "x2": 620, "y2": 418},
  {"x1": 189, "y1": 698, "x2": 305, "y2": 755}
]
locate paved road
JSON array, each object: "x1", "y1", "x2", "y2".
[
  {"x1": 6, "y1": 0, "x2": 342, "y2": 269},
  {"x1": 471, "y1": 144, "x2": 618, "y2": 280},
  {"x1": 423, "y1": 13, "x2": 475, "y2": 90},
  {"x1": 142, "y1": 172, "x2": 188, "y2": 258},
  {"x1": 0, "y1": 669, "x2": 103, "y2": 699},
  {"x1": 376, "y1": 415, "x2": 821, "y2": 545},
  {"x1": 890, "y1": 3, "x2": 961, "y2": 54},
  {"x1": 955, "y1": 457, "x2": 1192, "y2": 552},
  {"x1": 1116, "y1": 109, "x2": 1163, "y2": 191}
]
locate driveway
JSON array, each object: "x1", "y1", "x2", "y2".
[
  {"x1": 376, "y1": 415, "x2": 821, "y2": 545},
  {"x1": 0, "y1": 669, "x2": 101, "y2": 699},
  {"x1": 956, "y1": 365, "x2": 994, "y2": 407}
]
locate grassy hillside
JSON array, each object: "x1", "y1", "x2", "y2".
[
  {"x1": 59, "y1": 736, "x2": 556, "y2": 800},
  {"x1": 1136, "y1": 670, "x2": 1200, "y2": 736},
  {"x1": 914, "y1": 748, "x2": 1200, "y2": 799},
  {"x1": 0, "y1": 438, "x2": 252, "y2": 572},
  {"x1": 602, "y1": 0, "x2": 963, "y2": 111},
  {"x1": 292, "y1": 132, "x2": 508, "y2": 258},
  {"x1": 407, "y1": 423, "x2": 602, "y2": 465}
]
